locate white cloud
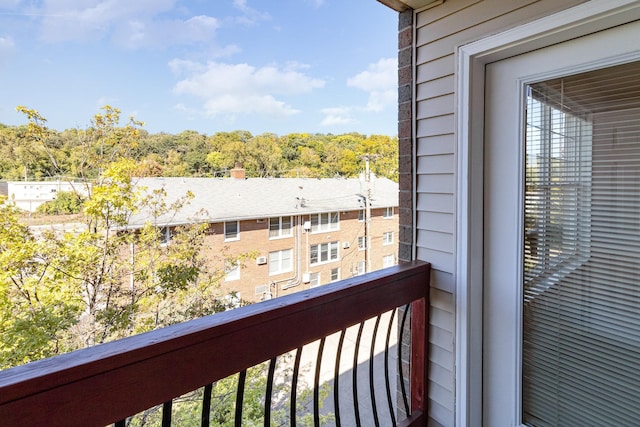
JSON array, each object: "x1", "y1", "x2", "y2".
[
  {"x1": 347, "y1": 57, "x2": 397, "y2": 112},
  {"x1": 171, "y1": 60, "x2": 325, "y2": 118},
  {"x1": 111, "y1": 15, "x2": 219, "y2": 49},
  {"x1": 32, "y1": 0, "x2": 219, "y2": 49},
  {"x1": 319, "y1": 58, "x2": 397, "y2": 129},
  {"x1": 232, "y1": 0, "x2": 270, "y2": 26},
  {"x1": 320, "y1": 107, "x2": 356, "y2": 127}
]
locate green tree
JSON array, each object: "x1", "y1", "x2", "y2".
[
  {"x1": 0, "y1": 196, "x2": 83, "y2": 367},
  {"x1": 245, "y1": 133, "x2": 282, "y2": 177},
  {"x1": 36, "y1": 191, "x2": 85, "y2": 215}
]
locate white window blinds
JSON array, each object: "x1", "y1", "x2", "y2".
[{"x1": 523, "y1": 60, "x2": 640, "y2": 426}]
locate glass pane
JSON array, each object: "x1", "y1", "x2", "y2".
[
  {"x1": 281, "y1": 249, "x2": 292, "y2": 271},
  {"x1": 269, "y1": 218, "x2": 279, "y2": 238},
  {"x1": 282, "y1": 216, "x2": 292, "y2": 235},
  {"x1": 522, "y1": 61, "x2": 640, "y2": 426}
]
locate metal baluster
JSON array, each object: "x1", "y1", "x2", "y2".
[
  {"x1": 353, "y1": 321, "x2": 365, "y2": 427},
  {"x1": 162, "y1": 400, "x2": 172, "y2": 427},
  {"x1": 369, "y1": 315, "x2": 382, "y2": 427},
  {"x1": 265, "y1": 357, "x2": 277, "y2": 427},
  {"x1": 398, "y1": 304, "x2": 411, "y2": 417},
  {"x1": 334, "y1": 329, "x2": 346, "y2": 427},
  {"x1": 291, "y1": 347, "x2": 302, "y2": 427},
  {"x1": 235, "y1": 370, "x2": 247, "y2": 427},
  {"x1": 202, "y1": 383, "x2": 213, "y2": 427},
  {"x1": 313, "y1": 337, "x2": 326, "y2": 427},
  {"x1": 385, "y1": 308, "x2": 398, "y2": 426}
]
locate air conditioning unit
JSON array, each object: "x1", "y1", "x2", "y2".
[
  {"x1": 302, "y1": 273, "x2": 311, "y2": 283},
  {"x1": 256, "y1": 256, "x2": 267, "y2": 265},
  {"x1": 343, "y1": 241, "x2": 350, "y2": 249}
]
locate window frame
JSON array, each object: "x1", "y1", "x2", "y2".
[
  {"x1": 224, "y1": 261, "x2": 240, "y2": 282},
  {"x1": 382, "y1": 207, "x2": 394, "y2": 218},
  {"x1": 383, "y1": 231, "x2": 394, "y2": 245},
  {"x1": 309, "y1": 272, "x2": 321, "y2": 288},
  {"x1": 310, "y1": 241, "x2": 339, "y2": 265},
  {"x1": 310, "y1": 212, "x2": 339, "y2": 233},
  {"x1": 330, "y1": 267, "x2": 340, "y2": 282},
  {"x1": 382, "y1": 254, "x2": 395, "y2": 268},
  {"x1": 355, "y1": 260, "x2": 366, "y2": 275},
  {"x1": 159, "y1": 226, "x2": 171, "y2": 245},
  {"x1": 268, "y1": 248, "x2": 293, "y2": 276},
  {"x1": 269, "y1": 216, "x2": 293, "y2": 239},
  {"x1": 357, "y1": 236, "x2": 368, "y2": 251},
  {"x1": 224, "y1": 220, "x2": 240, "y2": 242}
]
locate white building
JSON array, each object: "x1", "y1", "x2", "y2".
[{"x1": 0, "y1": 180, "x2": 88, "y2": 212}]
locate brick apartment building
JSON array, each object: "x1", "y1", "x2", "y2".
[{"x1": 128, "y1": 168, "x2": 399, "y2": 302}]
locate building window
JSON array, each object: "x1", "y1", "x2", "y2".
[
  {"x1": 310, "y1": 212, "x2": 339, "y2": 233},
  {"x1": 383, "y1": 231, "x2": 394, "y2": 245},
  {"x1": 224, "y1": 221, "x2": 239, "y2": 241},
  {"x1": 159, "y1": 227, "x2": 171, "y2": 245},
  {"x1": 255, "y1": 284, "x2": 272, "y2": 300},
  {"x1": 309, "y1": 272, "x2": 321, "y2": 288},
  {"x1": 269, "y1": 249, "x2": 293, "y2": 275},
  {"x1": 310, "y1": 241, "x2": 339, "y2": 265},
  {"x1": 330, "y1": 268, "x2": 340, "y2": 282},
  {"x1": 358, "y1": 209, "x2": 365, "y2": 222},
  {"x1": 383, "y1": 207, "x2": 394, "y2": 218},
  {"x1": 355, "y1": 260, "x2": 366, "y2": 276},
  {"x1": 382, "y1": 254, "x2": 395, "y2": 268},
  {"x1": 269, "y1": 216, "x2": 292, "y2": 239},
  {"x1": 358, "y1": 236, "x2": 368, "y2": 251},
  {"x1": 224, "y1": 261, "x2": 240, "y2": 282}
]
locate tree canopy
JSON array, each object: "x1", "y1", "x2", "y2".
[{"x1": 0, "y1": 107, "x2": 398, "y2": 182}]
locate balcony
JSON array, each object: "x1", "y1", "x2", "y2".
[{"x1": 0, "y1": 261, "x2": 430, "y2": 426}]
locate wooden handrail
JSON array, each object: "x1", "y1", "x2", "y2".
[{"x1": 0, "y1": 261, "x2": 430, "y2": 426}]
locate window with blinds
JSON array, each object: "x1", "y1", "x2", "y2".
[{"x1": 522, "y1": 61, "x2": 640, "y2": 426}]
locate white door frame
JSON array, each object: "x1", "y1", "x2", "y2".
[{"x1": 454, "y1": 1, "x2": 640, "y2": 426}]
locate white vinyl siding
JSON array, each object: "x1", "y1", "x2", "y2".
[{"x1": 413, "y1": 1, "x2": 584, "y2": 425}]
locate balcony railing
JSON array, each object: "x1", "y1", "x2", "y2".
[{"x1": 0, "y1": 261, "x2": 430, "y2": 426}]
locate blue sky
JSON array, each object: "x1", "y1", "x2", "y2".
[{"x1": 0, "y1": 0, "x2": 398, "y2": 137}]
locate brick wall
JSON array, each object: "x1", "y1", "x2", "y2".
[
  {"x1": 397, "y1": 7, "x2": 414, "y2": 421},
  {"x1": 195, "y1": 209, "x2": 398, "y2": 302}
]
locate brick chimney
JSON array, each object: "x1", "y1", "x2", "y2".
[{"x1": 230, "y1": 162, "x2": 246, "y2": 179}]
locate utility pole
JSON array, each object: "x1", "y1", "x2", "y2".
[{"x1": 359, "y1": 154, "x2": 379, "y2": 274}]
